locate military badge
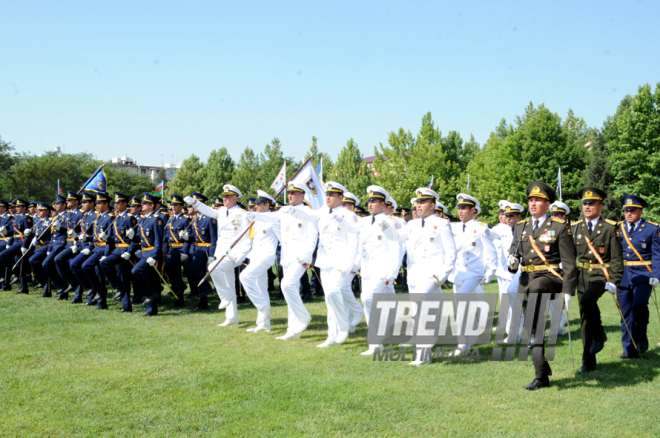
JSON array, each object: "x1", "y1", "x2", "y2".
[
  {"x1": 544, "y1": 245, "x2": 550, "y2": 252},
  {"x1": 599, "y1": 247, "x2": 605, "y2": 254}
]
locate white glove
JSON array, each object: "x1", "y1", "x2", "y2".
[
  {"x1": 47, "y1": 252, "x2": 50, "y2": 256},
  {"x1": 433, "y1": 275, "x2": 445, "y2": 287},
  {"x1": 20, "y1": 247, "x2": 28, "y2": 255},
  {"x1": 180, "y1": 253, "x2": 189, "y2": 262},
  {"x1": 179, "y1": 230, "x2": 189, "y2": 241},
  {"x1": 378, "y1": 220, "x2": 390, "y2": 230},
  {"x1": 207, "y1": 256, "x2": 216, "y2": 266},
  {"x1": 23, "y1": 228, "x2": 31, "y2": 237},
  {"x1": 184, "y1": 196, "x2": 196, "y2": 205},
  {"x1": 99, "y1": 231, "x2": 108, "y2": 241},
  {"x1": 0, "y1": 226, "x2": 6, "y2": 234},
  {"x1": 67, "y1": 229, "x2": 78, "y2": 239},
  {"x1": 121, "y1": 252, "x2": 131, "y2": 260},
  {"x1": 82, "y1": 249, "x2": 91, "y2": 256},
  {"x1": 135, "y1": 250, "x2": 142, "y2": 257},
  {"x1": 100, "y1": 256, "x2": 106, "y2": 262},
  {"x1": 126, "y1": 228, "x2": 135, "y2": 239},
  {"x1": 147, "y1": 257, "x2": 157, "y2": 266},
  {"x1": 507, "y1": 255, "x2": 519, "y2": 271},
  {"x1": 605, "y1": 282, "x2": 618, "y2": 294},
  {"x1": 78, "y1": 234, "x2": 86, "y2": 241},
  {"x1": 650, "y1": 278, "x2": 659, "y2": 288},
  {"x1": 481, "y1": 274, "x2": 494, "y2": 285},
  {"x1": 71, "y1": 245, "x2": 79, "y2": 254},
  {"x1": 52, "y1": 220, "x2": 61, "y2": 230},
  {"x1": 245, "y1": 212, "x2": 255, "y2": 221}
]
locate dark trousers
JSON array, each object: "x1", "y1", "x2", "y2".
[
  {"x1": 164, "y1": 248, "x2": 185, "y2": 305},
  {"x1": 29, "y1": 246, "x2": 50, "y2": 296},
  {"x1": 188, "y1": 248, "x2": 212, "y2": 308},
  {"x1": 54, "y1": 246, "x2": 76, "y2": 298},
  {"x1": 100, "y1": 248, "x2": 133, "y2": 311},
  {"x1": 132, "y1": 250, "x2": 162, "y2": 315},
  {"x1": 618, "y1": 282, "x2": 652, "y2": 355},
  {"x1": 519, "y1": 273, "x2": 563, "y2": 380},
  {"x1": 577, "y1": 280, "x2": 606, "y2": 368},
  {"x1": 82, "y1": 247, "x2": 108, "y2": 308},
  {"x1": 0, "y1": 242, "x2": 31, "y2": 292},
  {"x1": 43, "y1": 242, "x2": 67, "y2": 290},
  {"x1": 69, "y1": 250, "x2": 94, "y2": 302}
]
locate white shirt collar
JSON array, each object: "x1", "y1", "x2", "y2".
[
  {"x1": 531, "y1": 214, "x2": 548, "y2": 228},
  {"x1": 585, "y1": 216, "x2": 600, "y2": 229}
]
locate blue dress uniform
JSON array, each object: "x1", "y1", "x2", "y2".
[
  {"x1": 42, "y1": 195, "x2": 70, "y2": 294},
  {"x1": 27, "y1": 203, "x2": 54, "y2": 297},
  {"x1": 69, "y1": 192, "x2": 98, "y2": 303},
  {"x1": 132, "y1": 192, "x2": 165, "y2": 316},
  {"x1": 0, "y1": 198, "x2": 34, "y2": 293},
  {"x1": 163, "y1": 194, "x2": 191, "y2": 307},
  {"x1": 100, "y1": 192, "x2": 139, "y2": 312},
  {"x1": 81, "y1": 192, "x2": 115, "y2": 309},
  {"x1": 0, "y1": 200, "x2": 15, "y2": 289},
  {"x1": 617, "y1": 195, "x2": 660, "y2": 358},
  {"x1": 182, "y1": 193, "x2": 217, "y2": 310},
  {"x1": 53, "y1": 192, "x2": 84, "y2": 300}
]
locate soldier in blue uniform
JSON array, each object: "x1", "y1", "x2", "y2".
[
  {"x1": 99, "y1": 192, "x2": 139, "y2": 312},
  {"x1": 0, "y1": 199, "x2": 15, "y2": 289},
  {"x1": 42, "y1": 194, "x2": 70, "y2": 297},
  {"x1": 52, "y1": 191, "x2": 84, "y2": 300},
  {"x1": 28, "y1": 200, "x2": 37, "y2": 217},
  {"x1": 181, "y1": 192, "x2": 217, "y2": 311},
  {"x1": 128, "y1": 196, "x2": 145, "y2": 304},
  {"x1": 0, "y1": 198, "x2": 34, "y2": 293},
  {"x1": 132, "y1": 192, "x2": 165, "y2": 316},
  {"x1": 81, "y1": 191, "x2": 114, "y2": 309},
  {"x1": 27, "y1": 203, "x2": 54, "y2": 297},
  {"x1": 617, "y1": 195, "x2": 660, "y2": 359},
  {"x1": 163, "y1": 194, "x2": 190, "y2": 307},
  {"x1": 68, "y1": 192, "x2": 98, "y2": 303}
]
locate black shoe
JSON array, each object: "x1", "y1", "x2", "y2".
[
  {"x1": 57, "y1": 294, "x2": 68, "y2": 301},
  {"x1": 112, "y1": 292, "x2": 122, "y2": 301},
  {"x1": 141, "y1": 313, "x2": 156, "y2": 317},
  {"x1": 193, "y1": 306, "x2": 209, "y2": 312},
  {"x1": 301, "y1": 293, "x2": 312, "y2": 302},
  {"x1": 524, "y1": 378, "x2": 549, "y2": 391},
  {"x1": 638, "y1": 341, "x2": 649, "y2": 354},
  {"x1": 132, "y1": 297, "x2": 143, "y2": 304},
  {"x1": 97, "y1": 304, "x2": 109, "y2": 310},
  {"x1": 185, "y1": 293, "x2": 198, "y2": 299},
  {"x1": 526, "y1": 329, "x2": 538, "y2": 349},
  {"x1": 578, "y1": 365, "x2": 596, "y2": 373},
  {"x1": 40, "y1": 293, "x2": 52, "y2": 298},
  {"x1": 619, "y1": 352, "x2": 640, "y2": 359},
  {"x1": 14, "y1": 290, "x2": 28, "y2": 294},
  {"x1": 71, "y1": 299, "x2": 82, "y2": 304},
  {"x1": 589, "y1": 334, "x2": 607, "y2": 355},
  {"x1": 120, "y1": 308, "x2": 132, "y2": 313}
]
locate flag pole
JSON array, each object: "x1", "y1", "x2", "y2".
[
  {"x1": 275, "y1": 156, "x2": 314, "y2": 198},
  {"x1": 77, "y1": 163, "x2": 106, "y2": 195}
]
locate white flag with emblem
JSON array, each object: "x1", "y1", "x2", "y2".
[
  {"x1": 270, "y1": 162, "x2": 286, "y2": 193},
  {"x1": 293, "y1": 160, "x2": 326, "y2": 210}
]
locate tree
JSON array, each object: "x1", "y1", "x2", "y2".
[
  {"x1": 258, "y1": 138, "x2": 299, "y2": 198},
  {"x1": 580, "y1": 133, "x2": 618, "y2": 219},
  {"x1": 304, "y1": 136, "x2": 333, "y2": 180},
  {"x1": 232, "y1": 147, "x2": 261, "y2": 197},
  {"x1": 605, "y1": 83, "x2": 660, "y2": 221},
  {"x1": 167, "y1": 154, "x2": 205, "y2": 198},
  {"x1": 200, "y1": 147, "x2": 235, "y2": 198},
  {"x1": 328, "y1": 138, "x2": 373, "y2": 203}
]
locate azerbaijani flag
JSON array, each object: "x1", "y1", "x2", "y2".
[
  {"x1": 466, "y1": 175, "x2": 470, "y2": 191},
  {"x1": 154, "y1": 181, "x2": 164, "y2": 196},
  {"x1": 428, "y1": 175, "x2": 434, "y2": 189},
  {"x1": 556, "y1": 168, "x2": 562, "y2": 201},
  {"x1": 57, "y1": 179, "x2": 62, "y2": 195}
]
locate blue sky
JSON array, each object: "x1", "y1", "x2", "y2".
[{"x1": 2, "y1": 1, "x2": 659, "y2": 166}]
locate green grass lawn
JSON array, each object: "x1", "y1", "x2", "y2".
[{"x1": 1, "y1": 281, "x2": 659, "y2": 437}]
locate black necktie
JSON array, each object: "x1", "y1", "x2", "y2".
[
  {"x1": 421, "y1": 219, "x2": 425, "y2": 228},
  {"x1": 462, "y1": 223, "x2": 466, "y2": 233},
  {"x1": 588, "y1": 221, "x2": 593, "y2": 234},
  {"x1": 629, "y1": 223, "x2": 635, "y2": 234},
  {"x1": 533, "y1": 220, "x2": 539, "y2": 233},
  {"x1": 226, "y1": 210, "x2": 228, "y2": 218},
  {"x1": 371, "y1": 215, "x2": 375, "y2": 225},
  {"x1": 511, "y1": 227, "x2": 514, "y2": 236}
]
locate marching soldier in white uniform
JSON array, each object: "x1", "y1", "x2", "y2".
[
  {"x1": 358, "y1": 186, "x2": 402, "y2": 356},
  {"x1": 448, "y1": 194, "x2": 497, "y2": 294},
  {"x1": 239, "y1": 190, "x2": 281, "y2": 333},
  {"x1": 185, "y1": 184, "x2": 252, "y2": 327},
  {"x1": 382, "y1": 187, "x2": 457, "y2": 365},
  {"x1": 246, "y1": 181, "x2": 318, "y2": 340},
  {"x1": 283, "y1": 182, "x2": 360, "y2": 347},
  {"x1": 340, "y1": 192, "x2": 365, "y2": 333}
]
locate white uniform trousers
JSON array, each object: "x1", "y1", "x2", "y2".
[
  {"x1": 321, "y1": 267, "x2": 350, "y2": 343},
  {"x1": 280, "y1": 263, "x2": 312, "y2": 334},
  {"x1": 239, "y1": 257, "x2": 274, "y2": 328},
  {"x1": 505, "y1": 272, "x2": 524, "y2": 338},
  {"x1": 210, "y1": 257, "x2": 240, "y2": 322},
  {"x1": 497, "y1": 277, "x2": 512, "y2": 330},
  {"x1": 452, "y1": 276, "x2": 483, "y2": 294},
  {"x1": 361, "y1": 277, "x2": 395, "y2": 349},
  {"x1": 341, "y1": 273, "x2": 364, "y2": 328},
  {"x1": 409, "y1": 280, "x2": 441, "y2": 360}
]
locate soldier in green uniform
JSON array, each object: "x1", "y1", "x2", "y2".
[
  {"x1": 507, "y1": 181, "x2": 578, "y2": 390},
  {"x1": 572, "y1": 187, "x2": 624, "y2": 372}
]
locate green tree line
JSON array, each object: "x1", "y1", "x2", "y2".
[{"x1": 2, "y1": 82, "x2": 659, "y2": 223}]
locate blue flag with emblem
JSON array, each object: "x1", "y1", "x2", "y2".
[{"x1": 82, "y1": 166, "x2": 107, "y2": 192}]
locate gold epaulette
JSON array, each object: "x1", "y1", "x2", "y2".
[
  {"x1": 552, "y1": 218, "x2": 566, "y2": 224},
  {"x1": 604, "y1": 219, "x2": 618, "y2": 226},
  {"x1": 647, "y1": 220, "x2": 659, "y2": 226},
  {"x1": 571, "y1": 220, "x2": 581, "y2": 226},
  {"x1": 127, "y1": 213, "x2": 132, "y2": 217},
  {"x1": 184, "y1": 214, "x2": 189, "y2": 218},
  {"x1": 478, "y1": 221, "x2": 487, "y2": 227}
]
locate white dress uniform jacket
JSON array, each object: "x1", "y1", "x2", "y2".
[{"x1": 449, "y1": 219, "x2": 497, "y2": 290}]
